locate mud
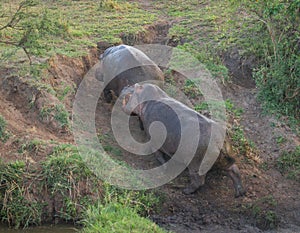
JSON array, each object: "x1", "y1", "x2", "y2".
[{"x1": 221, "y1": 47, "x2": 256, "y2": 88}]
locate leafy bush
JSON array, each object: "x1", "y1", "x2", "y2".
[
  {"x1": 231, "y1": 0, "x2": 300, "y2": 121},
  {"x1": 0, "y1": 0, "x2": 70, "y2": 63}
]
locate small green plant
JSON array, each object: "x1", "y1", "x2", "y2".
[
  {"x1": 40, "y1": 104, "x2": 70, "y2": 128},
  {"x1": 277, "y1": 146, "x2": 300, "y2": 181},
  {"x1": 225, "y1": 99, "x2": 243, "y2": 117},
  {"x1": 259, "y1": 161, "x2": 269, "y2": 171},
  {"x1": 103, "y1": 144, "x2": 122, "y2": 156},
  {"x1": 275, "y1": 135, "x2": 287, "y2": 145},
  {"x1": 57, "y1": 84, "x2": 75, "y2": 101},
  {"x1": 194, "y1": 102, "x2": 209, "y2": 112},
  {"x1": 98, "y1": 133, "x2": 123, "y2": 156},
  {"x1": 231, "y1": 126, "x2": 247, "y2": 155},
  {"x1": 18, "y1": 138, "x2": 46, "y2": 154},
  {"x1": 39, "y1": 106, "x2": 52, "y2": 122},
  {"x1": 98, "y1": 0, "x2": 120, "y2": 10},
  {"x1": 243, "y1": 195, "x2": 279, "y2": 230},
  {"x1": 0, "y1": 115, "x2": 9, "y2": 142},
  {"x1": 54, "y1": 104, "x2": 70, "y2": 128},
  {"x1": 183, "y1": 79, "x2": 201, "y2": 98}
]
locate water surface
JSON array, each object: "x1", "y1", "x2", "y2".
[{"x1": 0, "y1": 224, "x2": 78, "y2": 233}]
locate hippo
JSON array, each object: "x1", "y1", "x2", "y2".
[
  {"x1": 95, "y1": 45, "x2": 164, "y2": 103},
  {"x1": 121, "y1": 83, "x2": 246, "y2": 197}
]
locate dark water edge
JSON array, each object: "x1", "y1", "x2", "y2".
[{"x1": 0, "y1": 224, "x2": 79, "y2": 233}]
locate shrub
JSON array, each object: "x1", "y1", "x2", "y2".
[{"x1": 231, "y1": 0, "x2": 300, "y2": 121}]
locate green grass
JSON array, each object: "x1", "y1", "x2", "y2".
[
  {"x1": 157, "y1": 0, "x2": 300, "y2": 122},
  {"x1": 0, "y1": 115, "x2": 9, "y2": 142},
  {"x1": 39, "y1": 103, "x2": 70, "y2": 129},
  {"x1": 81, "y1": 183, "x2": 165, "y2": 233},
  {"x1": 157, "y1": 0, "x2": 238, "y2": 71},
  {"x1": 18, "y1": 138, "x2": 48, "y2": 154},
  {"x1": 0, "y1": 143, "x2": 102, "y2": 228},
  {"x1": 0, "y1": 160, "x2": 44, "y2": 229},
  {"x1": 81, "y1": 202, "x2": 167, "y2": 233},
  {"x1": 277, "y1": 146, "x2": 300, "y2": 181},
  {"x1": 225, "y1": 99, "x2": 244, "y2": 117},
  {"x1": 0, "y1": 0, "x2": 158, "y2": 61},
  {"x1": 42, "y1": 144, "x2": 100, "y2": 221},
  {"x1": 1, "y1": 142, "x2": 164, "y2": 229}
]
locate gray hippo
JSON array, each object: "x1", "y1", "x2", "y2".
[
  {"x1": 121, "y1": 83, "x2": 246, "y2": 197},
  {"x1": 95, "y1": 45, "x2": 164, "y2": 102}
]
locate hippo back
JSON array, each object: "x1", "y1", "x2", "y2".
[
  {"x1": 97, "y1": 45, "x2": 164, "y2": 99},
  {"x1": 142, "y1": 97, "x2": 212, "y2": 161}
]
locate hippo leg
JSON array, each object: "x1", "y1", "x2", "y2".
[
  {"x1": 227, "y1": 164, "x2": 246, "y2": 197},
  {"x1": 138, "y1": 117, "x2": 144, "y2": 131},
  {"x1": 103, "y1": 88, "x2": 112, "y2": 103},
  {"x1": 181, "y1": 151, "x2": 207, "y2": 194},
  {"x1": 183, "y1": 169, "x2": 206, "y2": 195},
  {"x1": 154, "y1": 150, "x2": 169, "y2": 164}
]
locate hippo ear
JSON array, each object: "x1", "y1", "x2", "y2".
[{"x1": 134, "y1": 83, "x2": 143, "y2": 94}]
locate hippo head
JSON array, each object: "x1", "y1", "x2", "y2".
[{"x1": 121, "y1": 83, "x2": 168, "y2": 116}]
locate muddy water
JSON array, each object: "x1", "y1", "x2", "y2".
[{"x1": 0, "y1": 224, "x2": 78, "y2": 233}]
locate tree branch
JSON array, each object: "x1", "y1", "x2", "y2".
[
  {"x1": 0, "y1": 40, "x2": 32, "y2": 64},
  {"x1": 0, "y1": 0, "x2": 36, "y2": 31}
]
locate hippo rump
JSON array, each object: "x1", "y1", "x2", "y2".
[
  {"x1": 95, "y1": 45, "x2": 164, "y2": 102},
  {"x1": 121, "y1": 83, "x2": 246, "y2": 197}
]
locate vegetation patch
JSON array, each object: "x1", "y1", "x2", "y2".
[
  {"x1": 0, "y1": 115, "x2": 10, "y2": 142},
  {"x1": 0, "y1": 144, "x2": 102, "y2": 228},
  {"x1": 0, "y1": 143, "x2": 163, "y2": 230},
  {"x1": 230, "y1": 0, "x2": 300, "y2": 124},
  {"x1": 41, "y1": 144, "x2": 101, "y2": 222},
  {"x1": 157, "y1": 0, "x2": 300, "y2": 123},
  {"x1": 277, "y1": 146, "x2": 300, "y2": 181},
  {"x1": 224, "y1": 100, "x2": 259, "y2": 163},
  {"x1": 81, "y1": 202, "x2": 167, "y2": 233},
  {"x1": 81, "y1": 184, "x2": 164, "y2": 233},
  {"x1": 0, "y1": 160, "x2": 44, "y2": 229},
  {"x1": 0, "y1": 0, "x2": 158, "y2": 63},
  {"x1": 242, "y1": 195, "x2": 279, "y2": 230},
  {"x1": 39, "y1": 104, "x2": 70, "y2": 129}
]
